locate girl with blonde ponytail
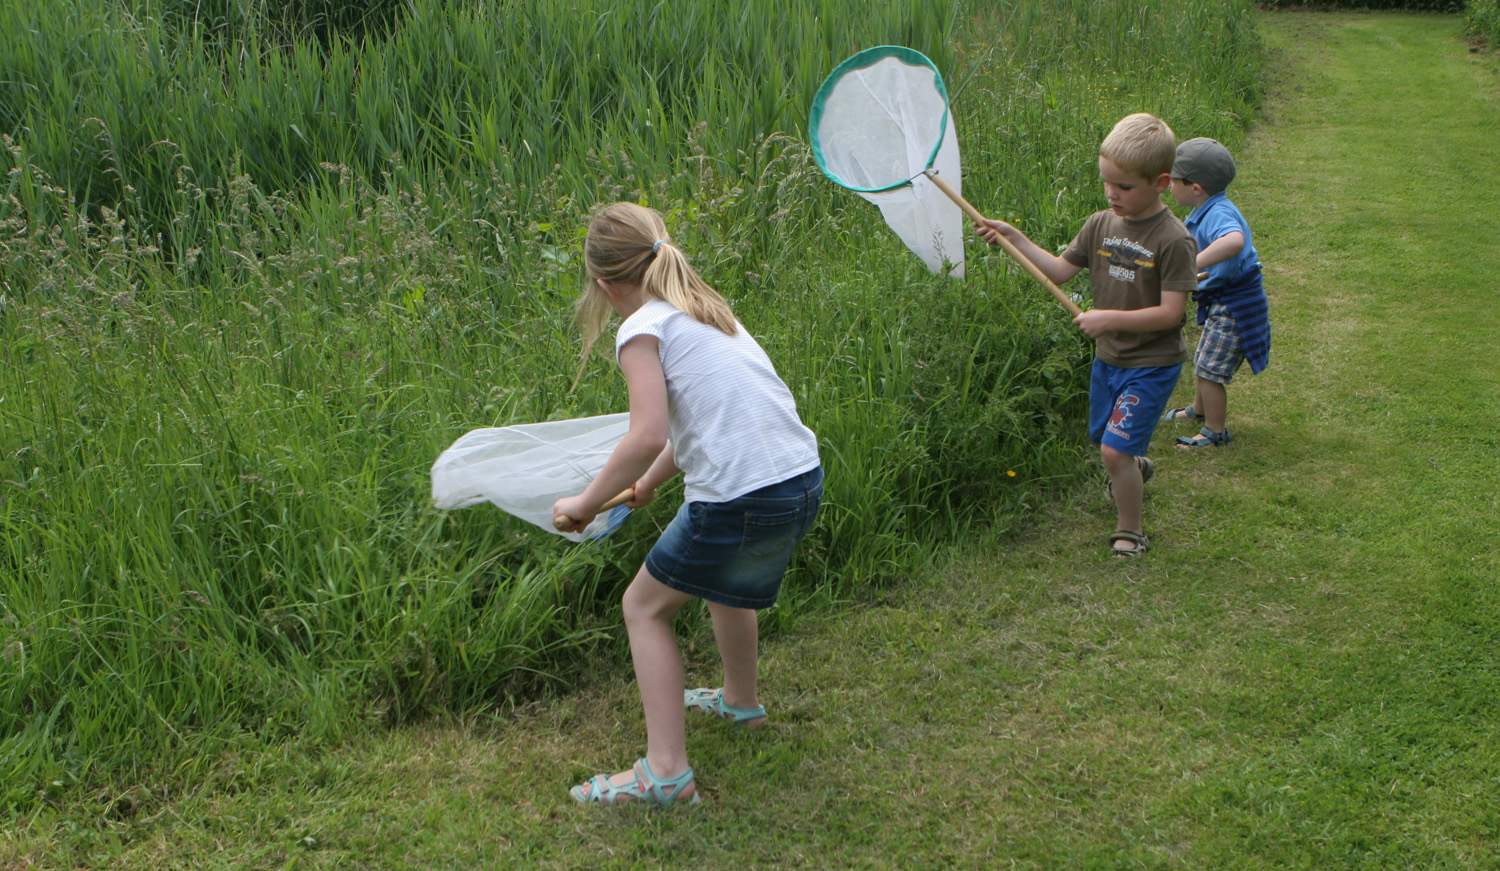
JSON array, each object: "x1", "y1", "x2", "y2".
[
  {"x1": 574, "y1": 202, "x2": 737, "y2": 364},
  {"x1": 557, "y1": 202, "x2": 823, "y2": 805}
]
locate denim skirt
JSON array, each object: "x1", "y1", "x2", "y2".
[{"x1": 644, "y1": 466, "x2": 823, "y2": 610}]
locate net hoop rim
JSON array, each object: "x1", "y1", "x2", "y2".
[{"x1": 808, "y1": 45, "x2": 951, "y2": 193}]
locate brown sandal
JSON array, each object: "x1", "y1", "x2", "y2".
[{"x1": 1109, "y1": 530, "x2": 1149, "y2": 557}]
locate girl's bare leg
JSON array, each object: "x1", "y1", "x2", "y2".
[
  {"x1": 706, "y1": 602, "x2": 765, "y2": 725},
  {"x1": 586, "y1": 564, "x2": 694, "y2": 793}
]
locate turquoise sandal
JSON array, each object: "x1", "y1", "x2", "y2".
[
  {"x1": 1176, "y1": 427, "x2": 1231, "y2": 448},
  {"x1": 684, "y1": 687, "x2": 767, "y2": 728},
  {"x1": 570, "y1": 758, "x2": 701, "y2": 805}
]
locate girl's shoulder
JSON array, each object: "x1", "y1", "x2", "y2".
[
  {"x1": 619, "y1": 298, "x2": 678, "y2": 331},
  {"x1": 619, "y1": 298, "x2": 747, "y2": 350},
  {"x1": 616, "y1": 299, "x2": 684, "y2": 352}
]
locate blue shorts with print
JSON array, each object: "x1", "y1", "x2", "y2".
[
  {"x1": 645, "y1": 466, "x2": 823, "y2": 610},
  {"x1": 1088, "y1": 360, "x2": 1183, "y2": 457}
]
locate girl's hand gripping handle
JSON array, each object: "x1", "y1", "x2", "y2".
[{"x1": 553, "y1": 488, "x2": 635, "y2": 533}]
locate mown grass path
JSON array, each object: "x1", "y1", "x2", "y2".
[{"x1": 7, "y1": 12, "x2": 1499, "y2": 870}]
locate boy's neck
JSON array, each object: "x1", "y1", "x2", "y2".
[{"x1": 1124, "y1": 201, "x2": 1168, "y2": 220}]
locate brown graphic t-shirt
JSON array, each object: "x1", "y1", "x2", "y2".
[{"x1": 1062, "y1": 206, "x2": 1197, "y2": 368}]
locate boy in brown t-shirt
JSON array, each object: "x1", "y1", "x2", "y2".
[{"x1": 974, "y1": 113, "x2": 1197, "y2": 557}]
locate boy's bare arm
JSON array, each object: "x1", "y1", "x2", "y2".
[
  {"x1": 1197, "y1": 231, "x2": 1245, "y2": 270},
  {"x1": 973, "y1": 219, "x2": 1083, "y2": 285},
  {"x1": 1072, "y1": 290, "x2": 1190, "y2": 338}
]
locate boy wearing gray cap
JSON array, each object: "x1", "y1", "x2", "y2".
[{"x1": 1165, "y1": 137, "x2": 1270, "y2": 448}]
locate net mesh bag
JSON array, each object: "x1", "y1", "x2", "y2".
[
  {"x1": 430, "y1": 413, "x2": 631, "y2": 542},
  {"x1": 810, "y1": 46, "x2": 966, "y2": 277}
]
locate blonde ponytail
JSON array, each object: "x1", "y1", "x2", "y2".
[{"x1": 576, "y1": 203, "x2": 737, "y2": 367}]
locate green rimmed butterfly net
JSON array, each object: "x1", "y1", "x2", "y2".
[
  {"x1": 809, "y1": 46, "x2": 966, "y2": 277},
  {"x1": 810, "y1": 46, "x2": 1082, "y2": 315}
]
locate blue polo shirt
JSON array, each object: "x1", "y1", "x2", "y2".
[{"x1": 1184, "y1": 192, "x2": 1258, "y2": 288}]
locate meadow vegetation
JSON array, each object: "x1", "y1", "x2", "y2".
[
  {"x1": 0, "y1": 0, "x2": 1262, "y2": 810},
  {"x1": 1468, "y1": 0, "x2": 1500, "y2": 45}
]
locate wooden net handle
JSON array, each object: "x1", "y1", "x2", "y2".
[
  {"x1": 553, "y1": 488, "x2": 634, "y2": 532},
  {"x1": 923, "y1": 170, "x2": 1084, "y2": 317}
]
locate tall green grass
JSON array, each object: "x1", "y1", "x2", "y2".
[
  {"x1": 1468, "y1": 0, "x2": 1500, "y2": 46},
  {"x1": 0, "y1": 0, "x2": 957, "y2": 263},
  {"x1": 0, "y1": 0, "x2": 1261, "y2": 809}
]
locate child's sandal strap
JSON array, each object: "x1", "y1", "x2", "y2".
[
  {"x1": 570, "y1": 759, "x2": 701, "y2": 805},
  {"x1": 684, "y1": 687, "x2": 767, "y2": 726},
  {"x1": 1109, "y1": 529, "x2": 1149, "y2": 557},
  {"x1": 1175, "y1": 427, "x2": 1232, "y2": 448},
  {"x1": 635, "y1": 758, "x2": 700, "y2": 804}
]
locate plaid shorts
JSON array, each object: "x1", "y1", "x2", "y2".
[{"x1": 1194, "y1": 304, "x2": 1245, "y2": 384}]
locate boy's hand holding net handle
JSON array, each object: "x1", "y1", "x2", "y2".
[
  {"x1": 553, "y1": 488, "x2": 634, "y2": 532},
  {"x1": 923, "y1": 169, "x2": 1085, "y2": 318}
]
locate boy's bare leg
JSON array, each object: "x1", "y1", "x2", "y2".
[
  {"x1": 1197, "y1": 376, "x2": 1228, "y2": 432},
  {"x1": 1102, "y1": 445, "x2": 1143, "y2": 533},
  {"x1": 706, "y1": 601, "x2": 764, "y2": 724}
]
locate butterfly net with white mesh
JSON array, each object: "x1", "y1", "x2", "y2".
[{"x1": 810, "y1": 46, "x2": 966, "y2": 278}]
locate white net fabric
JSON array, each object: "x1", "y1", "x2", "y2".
[
  {"x1": 430, "y1": 413, "x2": 631, "y2": 541},
  {"x1": 813, "y1": 51, "x2": 947, "y2": 191},
  {"x1": 857, "y1": 114, "x2": 965, "y2": 278},
  {"x1": 812, "y1": 49, "x2": 966, "y2": 278}
]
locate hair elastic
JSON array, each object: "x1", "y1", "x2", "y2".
[{"x1": 652, "y1": 240, "x2": 665, "y2": 254}]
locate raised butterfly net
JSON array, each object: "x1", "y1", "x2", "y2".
[
  {"x1": 431, "y1": 413, "x2": 631, "y2": 542},
  {"x1": 810, "y1": 46, "x2": 1082, "y2": 315},
  {"x1": 810, "y1": 46, "x2": 966, "y2": 278}
]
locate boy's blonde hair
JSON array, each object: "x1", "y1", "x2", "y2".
[
  {"x1": 576, "y1": 202, "x2": 738, "y2": 367},
  {"x1": 1099, "y1": 113, "x2": 1177, "y2": 181}
]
